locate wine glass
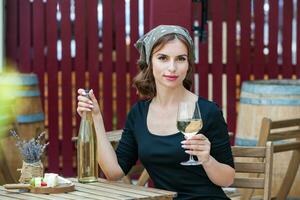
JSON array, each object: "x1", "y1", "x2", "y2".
[{"x1": 177, "y1": 101, "x2": 203, "y2": 165}]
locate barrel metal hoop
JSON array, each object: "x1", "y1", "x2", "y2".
[
  {"x1": 235, "y1": 137, "x2": 286, "y2": 146},
  {"x1": 242, "y1": 80, "x2": 300, "y2": 95},
  {"x1": 240, "y1": 97, "x2": 300, "y2": 105},
  {"x1": 235, "y1": 137, "x2": 257, "y2": 146},
  {"x1": 15, "y1": 90, "x2": 40, "y2": 97},
  {"x1": 0, "y1": 74, "x2": 38, "y2": 86},
  {"x1": 16, "y1": 113, "x2": 45, "y2": 123}
]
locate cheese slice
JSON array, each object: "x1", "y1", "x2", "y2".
[{"x1": 44, "y1": 173, "x2": 58, "y2": 187}]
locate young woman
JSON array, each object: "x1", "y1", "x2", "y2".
[{"x1": 77, "y1": 25, "x2": 235, "y2": 199}]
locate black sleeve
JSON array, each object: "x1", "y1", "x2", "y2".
[
  {"x1": 206, "y1": 105, "x2": 234, "y2": 168},
  {"x1": 115, "y1": 108, "x2": 138, "y2": 175}
]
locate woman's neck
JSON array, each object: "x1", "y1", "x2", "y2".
[{"x1": 153, "y1": 86, "x2": 189, "y2": 106}]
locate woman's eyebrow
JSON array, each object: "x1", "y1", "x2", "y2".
[
  {"x1": 156, "y1": 53, "x2": 166, "y2": 56},
  {"x1": 177, "y1": 54, "x2": 188, "y2": 57}
]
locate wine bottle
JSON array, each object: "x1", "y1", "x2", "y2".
[{"x1": 77, "y1": 89, "x2": 98, "y2": 183}]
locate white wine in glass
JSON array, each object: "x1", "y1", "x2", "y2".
[{"x1": 177, "y1": 101, "x2": 202, "y2": 165}]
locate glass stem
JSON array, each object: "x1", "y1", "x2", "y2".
[{"x1": 189, "y1": 155, "x2": 195, "y2": 161}]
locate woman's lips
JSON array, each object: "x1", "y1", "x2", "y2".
[{"x1": 163, "y1": 75, "x2": 178, "y2": 81}]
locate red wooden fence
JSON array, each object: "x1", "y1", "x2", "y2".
[{"x1": 4, "y1": 0, "x2": 300, "y2": 176}]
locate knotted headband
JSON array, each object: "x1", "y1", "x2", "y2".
[{"x1": 134, "y1": 25, "x2": 194, "y2": 67}]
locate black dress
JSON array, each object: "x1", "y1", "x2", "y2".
[{"x1": 116, "y1": 97, "x2": 234, "y2": 200}]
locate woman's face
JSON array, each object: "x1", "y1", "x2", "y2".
[{"x1": 151, "y1": 38, "x2": 189, "y2": 90}]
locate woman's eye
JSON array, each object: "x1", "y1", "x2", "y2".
[
  {"x1": 158, "y1": 56, "x2": 167, "y2": 61},
  {"x1": 177, "y1": 56, "x2": 187, "y2": 61}
]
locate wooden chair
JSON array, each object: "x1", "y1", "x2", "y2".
[
  {"x1": 257, "y1": 117, "x2": 300, "y2": 200},
  {"x1": 228, "y1": 141, "x2": 274, "y2": 200}
]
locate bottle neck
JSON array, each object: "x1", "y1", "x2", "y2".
[{"x1": 82, "y1": 111, "x2": 92, "y2": 121}]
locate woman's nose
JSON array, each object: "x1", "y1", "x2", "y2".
[{"x1": 168, "y1": 60, "x2": 176, "y2": 72}]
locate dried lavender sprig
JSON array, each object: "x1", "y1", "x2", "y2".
[
  {"x1": 10, "y1": 130, "x2": 49, "y2": 163},
  {"x1": 35, "y1": 131, "x2": 46, "y2": 143},
  {"x1": 10, "y1": 130, "x2": 21, "y2": 142}
]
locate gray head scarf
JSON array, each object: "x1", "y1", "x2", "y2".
[{"x1": 134, "y1": 25, "x2": 194, "y2": 68}]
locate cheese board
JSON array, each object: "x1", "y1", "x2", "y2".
[{"x1": 4, "y1": 183, "x2": 75, "y2": 194}]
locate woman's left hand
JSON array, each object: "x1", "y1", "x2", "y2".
[{"x1": 181, "y1": 134, "x2": 211, "y2": 163}]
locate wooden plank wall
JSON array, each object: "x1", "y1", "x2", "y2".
[{"x1": 4, "y1": 0, "x2": 300, "y2": 176}]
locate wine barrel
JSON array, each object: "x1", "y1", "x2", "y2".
[
  {"x1": 236, "y1": 79, "x2": 300, "y2": 197},
  {"x1": 0, "y1": 73, "x2": 45, "y2": 184}
]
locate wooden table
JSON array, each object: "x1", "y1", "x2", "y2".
[{"x1": 0, "y1": 178, "x2": 176, "y2": 200}]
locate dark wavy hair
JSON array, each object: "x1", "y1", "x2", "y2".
[{"x1": 133, "y1": 33, "x2": 194, "y2": 98}]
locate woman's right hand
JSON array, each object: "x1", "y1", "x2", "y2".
[{"x1": 77, "y1": 89, "x2": 101, "y2": 117}]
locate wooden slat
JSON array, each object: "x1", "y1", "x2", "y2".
[
  {"x1": 32, "y1": 0, "x2": 45, "y2": 108},
  {"x1": 231, "y1": 178, "x2": 265, "y2": 189},
  {"x1": 231, "y1": 146, "x2": 266, "y2": 157},
  {"x1": 102, "y1": 0, "x2": 113, "y2": 130},
  {"x1": 268, "y1": 129, "x2": 300, "y2": 141},
  {"x1": 103, "y1": 182, "x2": 175, "y2": 197},
  {"x1": 72, "y1": 179, "x2": 151, "y2": 198},
  {"x1": 87, "y1": 0, "x2": 100, "y2": 100},
  {"x1": 129, "y1": 0, "x2": 139, "y2": 105},
  {"x1": 281, "y1": 0, "x2": 293, "y2": 78},
  {"x1": 5, "y1": 0, "x2": 18, "y2": 66},
  {"x1": 96, "y1": 179, "x2": 175, "y2": 198},
  {"x1": 46, "y1": 0, "x2": 59, "y2": 173},
  {"x1": 90, "y1": 183, "x2": 148, "y2": 198},
  {"x1": 143, "y1": 0, "x2": 150, "y2": 33},
  {"x1": 61, "y1": 0, "x2": 74, "y2": 177},
  {"x1": 273, "y1": 141, "x2": 300, "y2": 153},
  {"x1": 226, "y1": 0, "x2": 237, "y2": 138},
  {"x1": 136, "y1": 169, "x2": 150, "y2": 186},
  {"x1": 234, "y1": 162, "x2": 265, "y2": 173},
  {"x1": 0, "y1": 194, "x2": 21, "y2": 200},
  {"x1": 264, "y1": 141, "x2": 273, "y2": 199},
  {"x1": 49, "y1": 192, "x2": 89, "y2": 200},
  {"x1": 267, "y1": 0, "x2": 279, "y2": 78},
  {"x1": 115, "y1": 0, "x2": 127, "y2": 129},
  {"x1": 19, "y1": 0, "x2": 31, "y2": 72},
  {"x1": 297, "y1": 0, "x2": 300, "y2": 78},
  {"x1": 253, "y1": 0, "x2": 265, "y2": 79},
  {"x1": 196, "y1": 2, "x2": 209, "y2": 99},
  {"x1": 0, "y1": 194, "x2": 39, "y2": 200},
  {"x1": 270, "y1": 118, "x2": 300, "y2": 129},
  {"x1": 52, "y1": 191, "x2": 103, "y2": 200},
  {"x1": 74, "y1": 0, "x2": 87, "y2": 133},
  {"x1": 149, "y1": 0, "x2": 192, "y2": 29},
  {"x1": 211, "y1": 0, "x2": 223, "y2": 106},
  {"x1": 23, "y1": 192, "x2": 68, "y2": 200},
  {"x1": 0, "y1": 188, "x2": 41, "y2": 200},
  {"x1": 71, "y1": 185, "x2": 125, "y2": 200},
  {"x1": 239, "y1": 0, "x2": 251, "y2": 82}
]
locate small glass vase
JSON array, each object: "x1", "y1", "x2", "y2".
[{"x1": 19, "y1": 160, "x2": 44, "y2": 183}]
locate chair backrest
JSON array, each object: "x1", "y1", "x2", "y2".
[
  {"x1": 258, "y1": 117, "x2": 300, "y2": 151},
  {"x1": 258, "y1": 117, "x2": 300, "y2": 199},
  {"x1": 230, "y1": 141, "x2": 274, "y2": 200}
]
